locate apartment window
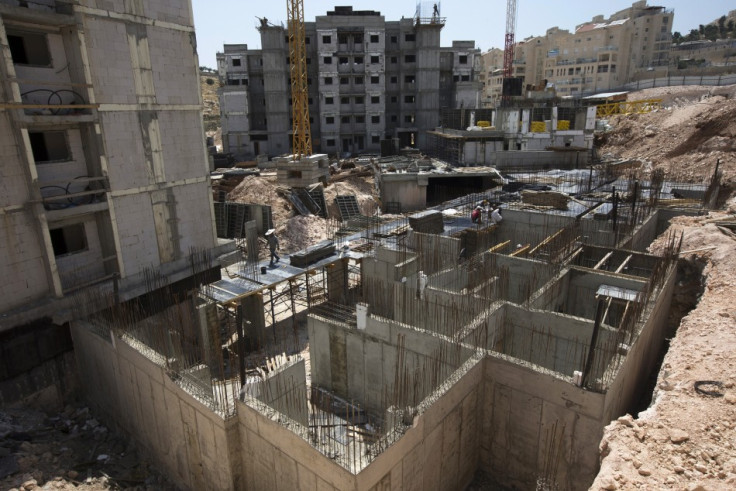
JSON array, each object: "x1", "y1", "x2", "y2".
[
  {"x1": 390, "y1": 76, "x2": 397, "y2": 83},
  {"x1": 305, "y1": 37, "x2": 310, "y2": 44},
  {"x1": 390, "y1": 56, "x2": 398, "y2": 64},
  {"x1": 356, "y1": 115, "x2": 365, "y2": 123},
  {"x1": 404, "y1": 115, "x2": 414, "y2": 123},
  {"x1": 354, "y1": 56, "x2": 364, "y2": 64},
  {"x1": 232, "y1": 58, "x2": 241, "y2": 67},
  {"x1": 338, "y1": 34, "x2": 348, "y2": 44},
  {"x1": 390, "y1": 115, "x2": 397, "y2": 122},
  {"x1": 354, "y1": 34, "x2": 363, "y2": 43},
  {"x1": 307, "y1": 78, "x2": 312, "y2": 86},
  {"x1": 405, "y1": 33, "x2": 415, "y2": 42},
  {"x1": 7, "y1": 31, "x2": 51, "y2": 66},
  {"x1": 404, "y1": 75, "x2": 415, "y2": 83},
  {"x1": 390, "y1": 96, "x2": 397, "y2": 103},
  {"x1": 391, "y1": 36, "x2": 398, "y2": 43},
  {"x1": 404, "y1": 54, "x2": 416, "y2": 63},
  {"x1": 610, "y1": 65, "x2": 617, "y2": 73},
  {"x1": 372, "y1": 135, "x2": 380, "y2": 144},
  {"x1": 341, "y1": 115, "x2": 350, "y2": 123},
  {"x1": 371, "y1": 75, "x2": 380, "y2": 84},
  {"x1": 355, "y1": 76, "x2": 363, "y2": 85},
  {"x1": 308, "y1": 97, "x2": 313, "y2": 105},
  {"x1": 370, "y1": 34, "x2": 379, "y2": 43},
  {"x1": 355, "y1": 96, "x2": 364, "y2": 104},
  {"x1": 323, "y1": 35, "x2": 332, "y2": 44},
  {"x1": 458, "y1": 55, "x2": 468, "y2": 64},
  {"x1": 324, "y1": 56, "x2": 332, "y2": 64},
  {"x1": 461, "y1": 75, "x2": 469, "y2": 81},
  {"x1": 339, "y1": 57, "x2": 349, "y2": 65},
  {"x1": 326, "y1": 138, "x2": 335, "y2": 146},
  {"x1": 29, "y1": 131, "x2": 70, "y2": 163},
  {"x1": 306, "y1": 58, "x2": 311, "y2": 64},
  {"x1": 341, "y1": 96, "x2": 350, "y2": 104},
  {"x1": 371, "y1": 115, "x2": 380, "y2": 124},
  {"x1": 340, "y1": 77, "x2": 349, "y2": 85},
  {"x1": 404, "y1": 95, "x2": 415, "y2": 103},
  {"x1": 453, "y1": 75, "x2": 459, "y2": 82},
  {"x1": 325, "y1": 97, "x2": 334, "y2": 105},
  {"x1": 326, "y1": 116, "x2": 335, "y2": 124},
  {"x1": 371, "y1": 55, "x2": 379, "y2": 64},
  {"x1": 371, "y1": 95, "x2": 380, "y2": 103},
  {"x1": 325, "y1": 77, "x2": 333, "y2": 85},
  {"x1": 49, "y1": 223, "x2": 87, "y2": 256}
]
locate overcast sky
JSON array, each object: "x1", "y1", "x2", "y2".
[{"x1": 191, "y1": 1, "x2": 730, "y2": 68}]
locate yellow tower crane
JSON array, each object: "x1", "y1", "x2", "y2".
[{"x1": 286, "y1": 0, "x2": 312, "y2": 158}]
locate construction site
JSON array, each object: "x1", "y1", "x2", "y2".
[{"x1": 3, "y1": 1, "x2": 736, "y2": 491}]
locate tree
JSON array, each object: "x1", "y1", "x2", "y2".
[
  {"x1": 685, "y1": 29, "x2": 700, "y2": 42},
  {"x1": 673, "y1": 31, "x2": 683, "y2": 44},
  {"x1": 728, "y1": 19, "x2": 735, "y2": 33},
  {"x1": 704, "y1": 24, "x2": 719, "y2": 41},
  {"x1": 718, "y1": 15, "x2": 727, "y2": 35},
  {"x1": 699, "y1": 24, "x2": 705, "y2": 36}
]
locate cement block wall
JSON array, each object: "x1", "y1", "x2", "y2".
[{"x1": 71, "y1": 321, "x2": 240, "y2": 490}]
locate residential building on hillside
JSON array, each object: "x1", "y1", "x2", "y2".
[
  {"x1": 0, "y1": 0, "x2": 227, "y2": 404},
  {"x1": 218, "y1": 6, "x2": 482, "y2": 160},
  {"x1": 483, "y1": 0, "x2": 673, "y2": 105}
]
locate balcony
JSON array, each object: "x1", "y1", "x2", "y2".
[
  {"x1": 10, "y1": 80, "x2": 98, "y2": 124},
  {"x1": 36, "y1": 175, "x2": 109, "y2": 221}
]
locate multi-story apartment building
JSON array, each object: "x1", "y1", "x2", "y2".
[
  {"x1": 0, "y1": 0, "x2": 224, "y2": 403},
  {"x1": 218, "y1": 6, "x2": 481, "y2": 159},
  {"x1": 483, "y1": 0, "x2": 673, "y2": 105}
]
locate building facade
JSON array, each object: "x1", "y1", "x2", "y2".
[
  {"x1": 482, "y1": 1, "x2": 674, "y2": 105},
  {"x1": 0, "y1": 0, "x2": 224, "y2": 403},
  {"x1": 218, "y1": 6, "x2": 482, "y2": 160}
]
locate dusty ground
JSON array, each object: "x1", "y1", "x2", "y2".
[
  {"x1": 0, "y1": 405, "x2": 173, "y2": 491},
  {"x1": 591, "y1": 85, "x2": 736, "y2": 490}
]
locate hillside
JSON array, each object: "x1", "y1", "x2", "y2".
[{"x1": 597, "y1": 84, "x2": 736, "y2": 186}]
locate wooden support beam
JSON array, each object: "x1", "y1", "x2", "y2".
[
  {"x1": 488, "y1": 240, "x2": 510, "y2": 253},
  {"x1": 614, "y1": 254, "x2": 633, "y2": 274},
  {"x1": 510, "y1": 244, "x2": 530, "y2": 257},
  {"x1": 529, "y1": 228, "x2": 564, "y2": 256},
  {"x1": 593, "y1": 251, "x2": 614, "y2": 270}
]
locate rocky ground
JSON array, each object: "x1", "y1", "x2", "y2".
[
  {"x1": 591, "y1": 85, "x2": 736, "y2": 490},
  {"x1": 0, "y1": 405, "x2": 174, "y2": 491}
]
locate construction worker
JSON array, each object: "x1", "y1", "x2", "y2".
[
  {"x1": 490, "y1": 207, "x2": 503, "y2": 225},
  {"x1": 266, "y1": 229, "x2": 280, "y2": 266},
  {"x1": 471, "y1": 205, "x2": 482, "y2": 224}
]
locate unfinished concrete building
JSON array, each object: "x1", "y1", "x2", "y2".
[
  {"x1": 217, "y1": 4, "x2": 482, "y2": 160},
  {"x1": 0, "y1": 0, "x2": 231, "y2": 405},
  {"x1": 66, "y1": 149, "x2": 722, "y2": 490}
]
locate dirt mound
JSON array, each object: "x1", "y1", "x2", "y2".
[
  {"x1": 323, "y1": 175, "x2": 380, "y2": 218},
  {"x1": 599, "y1": 85, "x2": 736, "y2": 184},
  {"x1": 276, "y1": 215, "x2": 329, "y2": 253},
  {"x1": 227, "y1": 176, "x2": 293, "y2": 224}
]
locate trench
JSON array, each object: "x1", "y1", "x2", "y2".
[{"x1": 630, "y1": 253, "x2": 707, "y2": 414}]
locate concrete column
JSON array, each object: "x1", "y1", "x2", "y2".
[{"x1": 327, "y1": 258, "x2": 349, "y2": 304}]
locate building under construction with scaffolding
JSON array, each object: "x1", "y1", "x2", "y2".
[{"x1": 68, "y1": 159, "x2": 722, "y2": 490}]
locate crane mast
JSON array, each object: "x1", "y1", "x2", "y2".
[
  {"x1": 503, "y1": 0, "x2": 517, "y2": 78},
  {"x1": 286, "y1": 0, "x2": 312, "y2": 157}
]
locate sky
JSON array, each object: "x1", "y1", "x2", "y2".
[{"x1": 191, "y1": 0, "x2": 730, "y2": 69}]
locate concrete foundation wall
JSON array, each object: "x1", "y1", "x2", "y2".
[
  {"x1": 380, "y1": 178, "x2": 426, "y2": 212},
  {"x1": 356, "y1": 356, "x2": 484, "y2": 491},
  {"x1": 480, "y1": 354, "x2": 605, "y2": 490},
  {"x1": 71, "y1": 321, "x2": 240, "y2": 491},
  {"x1": 308, "y1": 313, "x2": 470, "y2": 415},
  {"x1": 237, "y1": 398, "x2": 354, "y2": 490}
]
